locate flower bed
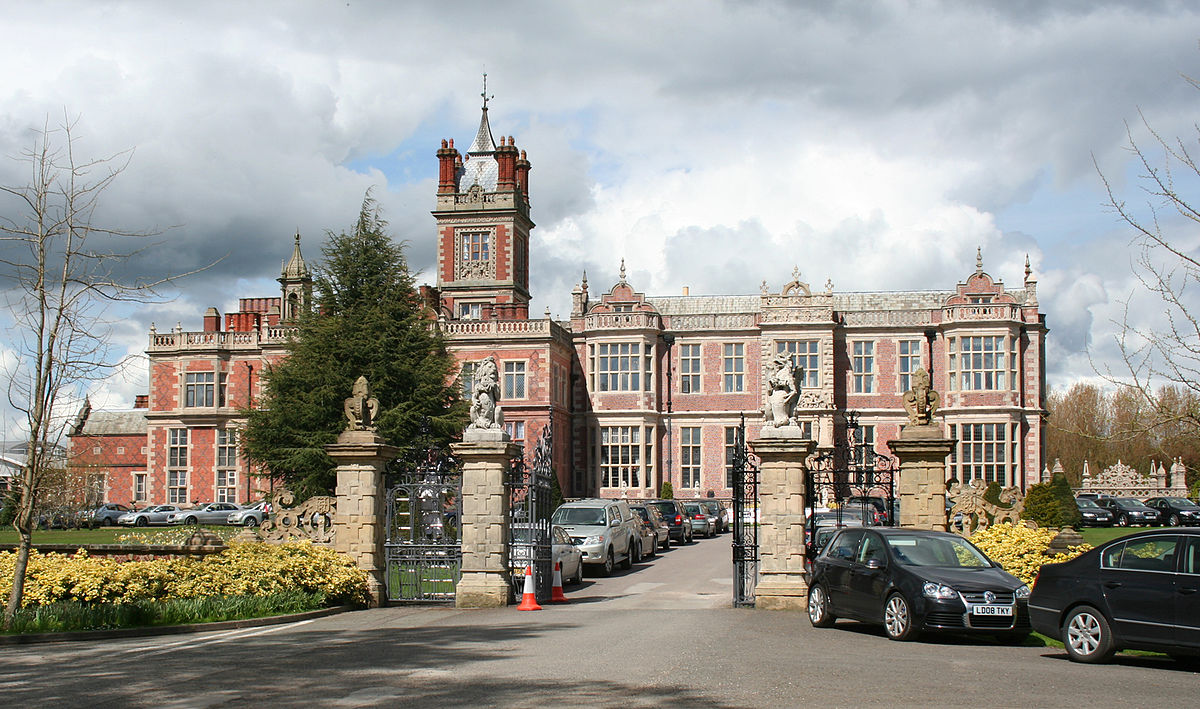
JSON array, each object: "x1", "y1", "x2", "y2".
[
  {"x1": 0, "y1": 541, "x2": 368, "y2": 608},
  {"x1": 969, "y1": 523, "x2": 1092, "y2": 584}
]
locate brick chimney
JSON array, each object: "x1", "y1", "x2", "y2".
[
  {"x1": 437, "y1": 138, "x2": 460, "y2": 194},
  {"x1": 133, "y1": 394, "x2": 149, "y2": 409},
  {"x1": 496, "y1": 136, "x2": 519, "y2": 191},
  {"x1": 203, "y1": 307, "x2": 221, "y2": 332},
  {"x1": 515, "y1": 149, "x2": 531, "y2": 202}
]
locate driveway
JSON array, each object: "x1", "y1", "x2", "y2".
[{"x1": 0, "y1": 536, "x2": 1196, "y2": 707}]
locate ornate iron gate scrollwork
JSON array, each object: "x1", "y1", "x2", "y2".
[
  {"x1": 508, "y1": 425, "x2": 554, "y2": 602},
  {"x1": 384, "y1": 423, "x2": 462, "y2": 603},
  {"x1": 731, "y1": 417, "x2": 760, "y2": 607}
]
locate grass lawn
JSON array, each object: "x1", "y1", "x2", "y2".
[{"x1": 1078, "y1": 526, "x2": 1153, "y2": 547}]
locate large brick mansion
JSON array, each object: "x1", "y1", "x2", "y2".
[{"x1": 69, "y1": 102, "x2": 1048, "y2": 506}]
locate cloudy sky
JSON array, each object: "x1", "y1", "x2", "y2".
[{"x1": 3, "y1": 0, "x2": 1200, "y2": 436}]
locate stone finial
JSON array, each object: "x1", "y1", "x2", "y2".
[
  {"x1": 763, "y1": 352, "x2": 798, "y2": 428},
  {"x1": 975, "y1": 246, "x2": 983, "y2": 274},
  {"x1": 1052, "y1": 458, "x2": 1064, "y2": 475},
  {"x1": 760, "y1": 280, "x2": 769, "y2": 296},
  {"x1": 902, "y1": 368, "x2": 939, "y2": 426},
  {"x1": 619, "y1": 259, "x2": 627, "y2": 283},
  {"x1": 343, "y1": 375, "x2": 380, "y2": 432},
  {"x1": 824, "y1": 278, "x2": 834, "y2": 294},
  {"x1": 467, "y1": 355, "x2": 504, "y2": 432},
  {"x1": 1024, "y1": 254, "x2": 1032, "y2": 282}
]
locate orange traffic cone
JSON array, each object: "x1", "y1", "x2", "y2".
[
  {"x1": 516, "y1": 565, "x2": 542, "y2": 611},
  {"x1": 550, "y1": 560, "x2": 568, "y2": 603}
]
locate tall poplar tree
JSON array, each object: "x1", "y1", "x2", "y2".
[{"x1": 241, "y1": 193, "x2": 466, "y2": 497}]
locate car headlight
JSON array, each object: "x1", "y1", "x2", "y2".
[
  {"x1": 1014, "y1": 584, "x2": 1031, "y2": 599},
  {"x1": 584, "y1": 535, "x2": 605, "y2": 545},
  {"x1": 922, "y1": 582, "x2": 956, "y2": 599}
]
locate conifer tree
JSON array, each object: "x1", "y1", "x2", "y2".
[{"x1": 242, "y1": 193, "x2": 466, "y2": 497}]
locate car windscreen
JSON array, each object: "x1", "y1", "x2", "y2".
[
  {"x1": 1165, "y1": 497, "x2": 1200, "y2": 508},
  {"x1": 1116, "y1": 498, "x2": 1148, "y2": 507},
  {"x1": 552, "y1": 507, "x2": 607, "y2": 526},
  {"x1": 1076, "y1": 498, "x2": 1100, "y2": 508},
  {"x1": 886, "y1": 535, "x2": 992, "y2": 568}
]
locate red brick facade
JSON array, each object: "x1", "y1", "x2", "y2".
[{"x1": 71, "y1": 104, "x2": 1048, "y2": 506}]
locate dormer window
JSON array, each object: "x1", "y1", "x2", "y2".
[{"x1": 613, "y1": 304, "x2": 633, "y2": 313}]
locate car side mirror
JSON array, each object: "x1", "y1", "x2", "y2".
[
  {"x1": 865, "y1": 558, "x2": 884, "y2": 570},
  {"x1": 610, "y1": 518, "x2": 620, "y2": 527}
]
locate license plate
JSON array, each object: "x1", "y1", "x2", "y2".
[{"x1": 971, "y1": 605, "x2": 1013, "y2": 616}]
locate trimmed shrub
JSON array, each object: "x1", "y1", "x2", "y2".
[
  {"x1": 0, "y1": 541, "x2": 369, "y2": 608},
  {"x1": 1022, "y1": 473, "x2": 1081, "y2": 528},
  {"x1": 659, "y1": 481, "x2": 674, "y2": 499},
  {"x1": 969, "y1": 523, "x2": 1091, "y2": 584}
]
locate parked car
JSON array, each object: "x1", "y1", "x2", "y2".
[
  {"x1": 550, "y1": 499, "x2": 639, "y2": 576},
  {"x1": 1094, "y1": 497, "x2": 1161, "y2": 527},
  {"x1": 805, "y1": 521, "x2": 865, "y2": 577},
  {"x1": 509, "y1": 523, "x2": 585, "y2": 586},
  {"x1": 1029, "y1": 528, "x2": 1200, "y2": 663},
  {"x1": 647, "y1": 499, "x2": 693, "y2": 544},
  {"x1": 807, "y1": 508, "x2": 869, "y2": 541},
  {"x1": 81, "y1": 503, "x2": 131, "y2": 527},
  {"x1": 117, "y1": 504, "x2": 182, "y2": 527},
  {"x1": 628, "y1": 506, "x2": 658, "y2": 560},
  {"x1": 1143, "y1": 497, "x2": 1200, "y2": 527},
  {"x1": 844, "y1": 495, "x2": 893, "y2": 525},
  {"x1": 807, "y1": 528, "x2": 1032, "y2": 643},
  {"x1": 227, "y1": 500, "x2": 270, "y2": 527},
  {"x1": 683, "y1": 502, "x2": 717, "y2": 538},
  {"x1": 630, "y1": 503, "x2": 670, "y2": 551},
  {"x1": 1074, "y1": 498, "x2": 1114, "y2": 527},
  {"x1": 166, "y1": 502, "x2": 242, "y2": 526},
  {"x1": 699, "y1": 500, "x2": 728, "y2": 533}
]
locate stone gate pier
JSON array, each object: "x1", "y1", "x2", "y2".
[{"x1": 750, "y1": 433, "x2": 815, "y2": 611}]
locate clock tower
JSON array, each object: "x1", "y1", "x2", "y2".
[{"x1": 433, "y1": 91, "x2": 533, "y2": 321}]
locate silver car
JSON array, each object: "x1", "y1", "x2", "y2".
[
  {"x1": 227, "y1": 501, "x2": 270, "y2": 527},
  {"x1": 551, "y1": 499, "x2": 639, "y2": 576},
  {"x1": 166, "y1": 502, "x2": 241, "y2": 526},
  {"x1": 117, "y1": 504, "x2": 182, "y2": 527}
]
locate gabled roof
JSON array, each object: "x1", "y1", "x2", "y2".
[{"x1": 76, "y1": 411, "x2": 148, "y2": 437}]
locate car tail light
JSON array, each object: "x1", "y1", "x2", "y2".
[{"x1": 675, "y1": 514, "x2": 683, "y2": 524}]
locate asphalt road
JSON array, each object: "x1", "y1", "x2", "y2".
[{"x1": 1, "y1": 534, "x2": 1197, "y2": 708}]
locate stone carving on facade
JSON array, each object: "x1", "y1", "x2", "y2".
[
  {"x1": 256, "y1": 489, "x2": 336, "y2": 545},
  {"x1": 454, "y1": 226, "x2": 497, "y2": 280},
  {"x1": 795, "y1": 390, "x2": 833, "y2": 410},
  {"x1": 343, "y1": 375, "x2": 380, "y2": 432},
  {"x1": 467, "y1": 355, "x2": 504, "y2": 431},
  {"x1": 946, "y1": 478, "x2": 1024, "y2": 537},
  {"x1": 763, "y1": 352, "x2": 799, "y2": 428},
  {"x1": 902, "y1": 368, "x2": 939, "y2": 426}
]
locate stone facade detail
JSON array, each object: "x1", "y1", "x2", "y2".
[
  {"x1": 326, "y1": 430, "x2": 397, "y2": 607},
  {"x1": 749, "y1": 436, "x2": 816, "y2": 610},
  {"x1": 452, "y1": 439, "x2": 518, "y2": 608},
  {"x1": 1078, "y1": 458, "x2": 1189, "y2": 498}
]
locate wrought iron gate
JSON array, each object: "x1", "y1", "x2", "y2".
[
  {"x1": 806, "y1": 418, "x2": 898, "y2": 561},
  {"x1": 730, "y1": 417, "x2": 760, "y2": 607},
  {"x1": 508, "y1": 425, "x2": 555, "y2": 602},
  {"x1": 384, "y1": 424, "x2": 462, "y2": 603}
]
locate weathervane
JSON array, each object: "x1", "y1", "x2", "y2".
[{"x1": 481, "y1": 72, "x2": 493, "y2": 110}]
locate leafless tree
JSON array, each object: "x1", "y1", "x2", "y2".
[
  {"x1": 0, "y1": 117, "x2": 203, "y2": 628},
  {"x1": 1095, "y1": 74, "x2": 1200, "y2": 445}
]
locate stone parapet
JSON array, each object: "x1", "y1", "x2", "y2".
[
  {"x1": 889, "y1": 428, "x2": 955, "y2": 531},
  {"x1": 748, "y1": 436, "x2": 815, "y2": 611},
  {"x1": 452, "y1": 439, "x2": 520, "y2": 608},
  {"x1": 327, "y1": 430, "x2": 398, "y2": 607}
]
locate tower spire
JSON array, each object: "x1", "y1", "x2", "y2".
[{"x1": 481, "y1": 72, "x2": 493, "y2": 110}]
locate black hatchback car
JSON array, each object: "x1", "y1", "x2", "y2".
[
  {"x1": 807, "y1": 528, "x2": 1030, "y2": 642},
  {"x1": 646, "y1": 499, "x2": 693, "y2": 544},
  {"x1": 1029, "y1": 528, "x2": 1200, "y2": 663}
]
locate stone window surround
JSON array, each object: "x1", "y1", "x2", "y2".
[
  {"x1": 132, "y1": 471, "x2": 148, "y2": 502},
  {"x1": 680, "y1": 426, "x2": 701, "y2": 489},
  {"x1": 945, "y1": 330, "x2": 1020, "y2": 392},
  {"x1": 949, "y1": 420, "x2": 1015, "y2": 487},
  {"x1": 897, "y1": 338, "x2": 923, "y2": 393},
  {"x1": 678, "y1": 342, "x2": 702, "y2": 394},
  {"x1": 454, "y1": 226, "x2": 497, "y2": 280},
  {"x1": 722, "y1": 342, "x2": 745, "y2": 393},
  {"x1": 502, "y1": 359, "x2": 527, "y2": 399},
  {"x1": 851, "y1": 340, "x2": 875, "y2": 394},
  {"x1": 588, "y1": 339, "x2": 654, "y2": 393},
  {"x1": 593, "y1": 420, "x2": 656, "y2": 490}
]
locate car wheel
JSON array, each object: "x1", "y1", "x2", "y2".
[
  {"x1": 621, "y1": 545, "x2": 634, "y2": 570},
  {"x1": 136, "y1": 517, "x2": 148, "y2": 527},
  {"x1": 602, "y1": 548, "x2": 615, "y2": 576},
  {"x1": 1116, "y1": 513, "x2": 1128, "y2": 527},
  {"x1": 883, "y1": 593, "x2": 918, "y2": 641},
  {"x1": 660, "y1": 535, "x2": 669, "y2": 551},
  {"x1": 645, "y1": 538, "x2": 655, "y2": 558},
  {"x1": 1169, "y1": 513, "x2": 1181, "y2": 527},
  {"x1": 185, "y1": 515, "x2": 198, "y2": 526},
  {"x1": 103, "y1": 517, "x2": 114, "y2": 527},
  {"x1": 244, "y1": 517, "x2": 259, "y2": 528},
  {"x1": 570, "y1": 560, "x2": 583, "y2": 585},
  {"x1": 807, "y1": 584, "x2": 836, "y2": 628},
  {"x1": 1063, "y1": 605, "x2": 1116, "y2": 663}
]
